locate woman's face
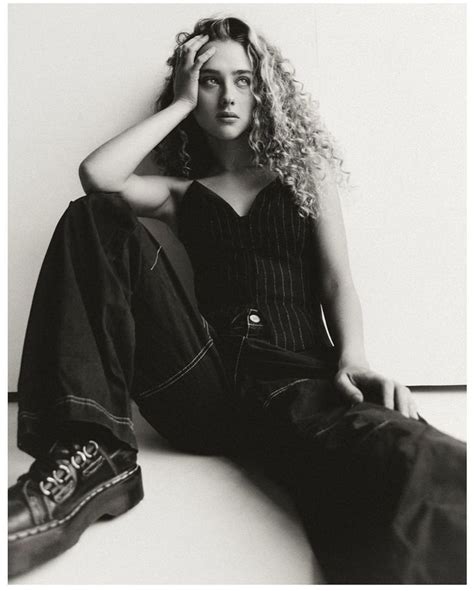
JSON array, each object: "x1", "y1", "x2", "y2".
[{"x1": 192, "y1": 39, "x2": 256, "y2": 141}]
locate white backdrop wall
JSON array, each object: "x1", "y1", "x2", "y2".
[
  {"x1": 8, "y1": 4, "x2": 465, "y2": 391},
  {"x1": 314, "y1": 4, "x2": 465, "y2": 385}
]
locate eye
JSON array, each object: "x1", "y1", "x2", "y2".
[
  {"x1": 237, "y1": 77, "x2": 251, "y2": 86},
  {"x1": 200, "y1": 77, "x2": 219, "y2": 86}
]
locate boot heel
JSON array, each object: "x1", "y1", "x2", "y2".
[{"x1": 102, "y1": 466, "x2": 144, "y2": 518}]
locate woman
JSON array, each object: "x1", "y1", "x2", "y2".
[{"x1": 9, "y1": 16, "x2": 465, "y2": 583}]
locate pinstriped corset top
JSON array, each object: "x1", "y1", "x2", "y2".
[{"x1": 177, "y1": 177, "x2": 332, "y2": 353}]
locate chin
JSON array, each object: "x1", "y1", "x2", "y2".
[{"x1": 206, "y1": 126, "x2": 247, "y2": 141}]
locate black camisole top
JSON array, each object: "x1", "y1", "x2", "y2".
[{"x1": 177, "y1": 177, "x2": 332, "y2": 353}]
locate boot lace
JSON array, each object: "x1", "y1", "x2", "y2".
[{"x1": 30, "y1": 440, "x2": 100, "y2": 499}]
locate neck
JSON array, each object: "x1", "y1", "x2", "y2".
[{"x1": 205, "y1": 134, "x2": 256, "y2": 174}]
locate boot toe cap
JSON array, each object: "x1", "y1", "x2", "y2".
[{"x1": 8, "y1": 484, "x2": 37, "y2": 536}]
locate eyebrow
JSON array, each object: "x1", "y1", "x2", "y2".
[{"x1": 200, "y1": 69, "x2": 253, "y2": 75}]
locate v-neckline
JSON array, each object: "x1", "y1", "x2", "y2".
[{"x1": 193, "y1": 177, "x2": 278, "y2": 219}]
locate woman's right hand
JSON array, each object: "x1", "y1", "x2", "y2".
[{"x1": 172, "y1": 34, "x2": 216, "y2": 110}]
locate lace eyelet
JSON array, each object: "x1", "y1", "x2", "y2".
[
  {"x1": 53, "y1": 463, "x2": 71, "y2": 483},
  {"x1": 83, "y1": 440, "x2": 99, "y2": 459},
  {"x1": 58, "y1": 462, "x2": 71, "y2": 476},
  {"x1": 37, "y1": 441, "x2": 100, "y2": 499},
  {"x1": 52, "y1": 469, "x2": 63, "y2": 483},
  {"x1": 71, "y1": 450, "x2": 87, "y2": 469},
  {"x1": 39, "y1": 480, "x2": 53, "y2": 496}
]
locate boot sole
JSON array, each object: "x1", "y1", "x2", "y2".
[{"x1": 8, "y1": 465, "x2": 144, "y2": 578}]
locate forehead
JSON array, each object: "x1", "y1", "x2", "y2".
[{"x1": 198, "y1": 39, "x2": 252, "y2": 72}]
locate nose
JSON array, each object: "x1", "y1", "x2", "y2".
[{"x1": 219, "y1": 80, "x2": 235, "y2": 106}]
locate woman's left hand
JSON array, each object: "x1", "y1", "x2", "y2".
[{"x1": 334, "y1": 365, "x2": 419, "y2": 419}]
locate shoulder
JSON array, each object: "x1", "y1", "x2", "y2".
[
  {"x1": 310, "y1": 159, "x2": 341, "y2": 226},
  {"x1": 318, "y1": 157, "x2": 338, "y2": 188}
]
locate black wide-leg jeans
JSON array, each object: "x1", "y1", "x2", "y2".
[{"x1": 16, "y1": 193, "x2": 466, "y2": 584}]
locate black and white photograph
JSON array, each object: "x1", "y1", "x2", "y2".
[{"x1": 7, "y1": 2, "x2": 467, "y2": 584}]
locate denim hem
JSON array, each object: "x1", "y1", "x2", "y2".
[
  {"x1": 19, "y1": 395, "x2": 134, "y2": 428},
  {"x1": 17, "y1": 406, "x2": 138, "y2": 458}
]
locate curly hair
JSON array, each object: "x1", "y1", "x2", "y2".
[{"x1": 152, "y1": 15, "x2": 349, "y2": 219}]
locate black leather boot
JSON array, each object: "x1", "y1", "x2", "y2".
[{"x1": 8, "y1": 438, "x2": 143, "y2": 577}]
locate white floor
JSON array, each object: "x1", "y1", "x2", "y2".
[{"x1": 8, "y1": 389, "x2": 466, "y2": 585}]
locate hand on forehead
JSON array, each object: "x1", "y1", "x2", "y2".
[{"x1": 197, "y1": 39, "x2": 251, "y2": 71}]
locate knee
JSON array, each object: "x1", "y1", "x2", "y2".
[
  {"x1": 65, "y1": 192, "x2": 138, "y2": 233},
  {"x1": 70, "y1": 191, "x2": 128, "y2": 213}
]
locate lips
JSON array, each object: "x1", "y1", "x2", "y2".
[{"x1": 216, "y1": 112, "x2": 239, "y2": 118}]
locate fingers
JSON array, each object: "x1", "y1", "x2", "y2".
[
  {"x1": 334, "y1": 368, "x2": 419, "y2": 420},
  {"x1": 408, "y1": 399, "x2": 419, "y2": 420},
  {"x1": 406, "y1": 389, "x2": 419, "y2": 419},
  {"x1": 335, "y1": 371, "x2": 364, "y2": 405},
  {"x1": 193, "y1": 46, "x2": 217, "y2": 70},
  {"x1": 391, "y1": 382, "x2": 418, "y2": 419},
  {"x1": 381, "y1": 379, "x2": 413, "y2": 419},
  {"x1": 381, "y1": 380, "x2": 395, "y2": 411},
  {"x1": 394, "y1": 383, "x2": 410, "y2": 418},
  {"x1": 179, "y1": 34, "x2": 210, "y2": 65},
  {"x1": 361, "y1": 375, "x2": 414, "y2": 419}
]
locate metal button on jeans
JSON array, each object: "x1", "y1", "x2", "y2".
[{"x1": 249, "y1": 314, "x2": 261, "y2": 324}]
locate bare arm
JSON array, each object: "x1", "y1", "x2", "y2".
[
  {"x1": 311, "y1": 162, "x2": 417, "y2": 418},
  {"x1": 310, "y1": 164, "x2": 368, "y2": 369},
  {"x1": 79, "y1": 101, "x2": 192, "y2": 191},
  {"x1": 78, "y1": 101, "x2": 192, "y2": 216},
  {"x1": 79, "y1": 33, "x2": 215, "y2": 216}
]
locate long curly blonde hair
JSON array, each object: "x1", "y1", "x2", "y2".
[{"x1": 153, "y1": 15, "x2": 349, "y2": 219}]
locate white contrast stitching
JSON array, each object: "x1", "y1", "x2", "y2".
[
  {"x1": 17, "y1": 411, "x2": 40, "y2": 419},
  {"x1": 150, "y1": 245, "x2": 163, "y2": 271},
  {"x1": 19, "y1": 395, "x2": 133, "y2": 427},
  {"x1": 263, "y1": 378, "x2": 312, "y2": 408},
  {"x1": 8, "y1": 466, "x2": 139, "y2": 542},
  {"x1": 137, "y1": 338, "x2": 214, "y2": 400},
  {"x1": 358, "y1": 419, "x2": 392, "y2": 444},
  {"x1": 233, "y1": 337, "x2": 246, "y2": 390}
]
